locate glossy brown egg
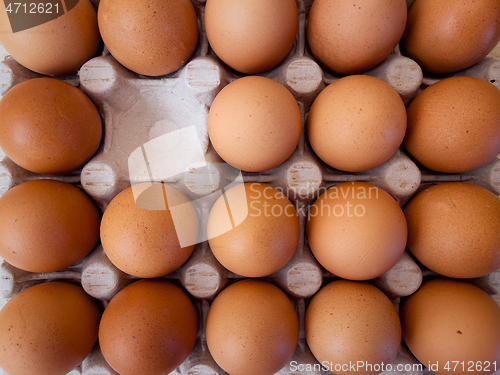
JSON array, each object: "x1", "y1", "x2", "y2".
[
  {"x1": 307, "y1": 0, "x2": 407, "y2": 74},
  {"x1": 207, "y1": 183, "x2": 300, "y2": 277},
  {"x1": 404, "y1": 182, "x2": 500, "y2": 279},
  {"x1": 305, "y1": 280, "x2": 401, "y2": 375},
  {"x1": 99, "y1": 279, "x2": 198, "y2": 375},
  {"x1": 307, "y1": 75, "x2": 407, "y2": 172},
  {"x1": 404, "y1": 76, "x2": 500, "y2": 173},
  {"x1": 401, "y1": 278, "x2": 500, "y2": 375},
  {"x1": 0, "y1": 179, "x2": 100, "y2": 273},
  {"x1": 98, "y1": 0, "x2": 199, "y2": 76},
  {"x1": 205, "y1": 0, "x2": 298, "y2": 73},
  {"x1": 0, "y1": 78, "x2": 102, "y2": 175},
  {"x1": 402, "y1": 0, "x2": 500, "y2": 73},
  {"x1": 100, "y1": 183, "x2": 199, "y2": 278},
  {"x1": 206, "y1": 279, "x2": 299, "y2": 375},
  {"x1": 306, "y1": 182, "x2": 407, "y2": 280},
  {"x1": 0, "y1": 0, "x2": 100, "y2": 76},
  {"x1": 0, "y1": 281, "x2": 101, "y2": 375}
]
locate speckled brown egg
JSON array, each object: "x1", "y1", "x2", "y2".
[
  {"x1": 305, "y1": 280, "x2": 401, "y2": 375},
  {"x1": 404, "y1": 182, "x2": 500, "y2": 279},
  {"x1": 0, "y1": 0, "x2": 100, "y2": 76},
  {"x1": 207, "y1": 183, "x2": 300, "y2": 277},
  {"x1": 400, "y1": 278, "x2": 500, "y2": 375},
  {"x1": 98, "y1": 0, "x2": 198, "y2": 76},
  {"x1": 0, "y1": 78, "x2": 102, "y2": 175},
  {"x1": 205, "y1": 0, "x2": 298, "y2": 73},
  {"x1": 404, "y1": 76, "x2": 500, "y2": 173},
  {"x1": 0, "y1": 179, "x2": 100, "y2": 273},
  {"x1": 0, "y1": 281, "x2": 101, "y2": 375},
  {"x1": 208, "y1": 76, "x2": 302, "y2": 172},
  {"x1": 100, "y1": 182, "x2": 199, "y2": 278},
  {"x1": 206, "y1": 279, "x2": 299, "y2": 375},
  {"x1": 306, "y1": 182, "x2": 407, "y2": 280},
  {"x1": 99, "y1": 279, "x2": 198, "y2": 375},
  {"x1": 307, "y1": 75, "x2": 407, "y2": 172},
  {"x1": 402, "y1": 0, "x2": 500, "y2": 73},
  {"x1": 306, "y1": 0, "x2": 407, "y2": 74}
]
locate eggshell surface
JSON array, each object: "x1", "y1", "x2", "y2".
[
  {"x1": 0, "y1": 0, "x2": 100, "y2": 76},
  {"x1": 207, "y1": 76, "x2": 302, "y2": 172},
  {"x1": 305, "y1": 280, "x2": 401, "y2": 375},
  {"x1": 404, "y1": 182, "x2": 500, "y2": 279},
  {"x1": 0, "y1": 179, "x2": 100, "y2": 273},
  {"x1": 100, "y1": 183, "x2": 199, "y2": 278},
  {"x1": 207, "y1": 183, "x2": 300, "y2": 277},
  {"x1": 0, "y1": 78, "x2": 102, "y2": 175},
  {"x1": 306, "y1": 0, "x2": 407, "y2": 74},
  {"x1": 306, "y1": 182, "x2": 407, "y2": 280},
  {"x1": 0, "y1": 281, "x2": 101, "y2": 375},
  {"x1": 307, "y1": 75, "x2": 407, "y2": 172},
  {"x1": 402, "y1": 0, "x2": 500, "y2": 73},
  {"x1": 400, "y1": 278, "x2": 500, "y2": 375},
  {"x1": 404, "y1": 76, "x2": 500, "y2": 173},
  {"x1": 99, "y1": 279, "x2": 198, "y2": 375},
  {"x1": 98, "y1": 0, "x2": 199, "y2": 76},
  {"x1": 206, "y1": 279, "x2": 299, "y2": 375},
  {"x1": 205, "y1": 0, "x2": 298, "y2": 73}
]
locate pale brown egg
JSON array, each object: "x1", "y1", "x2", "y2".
[
  {"x1": 0, "y1": 281, "x2": 101, "y2": 375},
  {"x1": 207, "y1": 183, "x2": 300, "y2": 277},
  {"x1": 98, "y1": 0, "x2": 198, "y2": 76},
  {"x1": 306, "y1": 0, "x2": 407, "y2": 74},
  {"x1": 404, "y1": 76, "x2": 500, "y2": 173},
  {"x1": 306, "y1": 182, "x2": 407, "y2": 280},
  {"x1": 100, "y1": 183, "x2": 199, "y2": 278},
  {"x1": 404, "y1": 182, "x2": 500, "y2": 279},
  {"x1": 0, "y1": 0, "x2": 100, "y2": 76},
  {"x1": 206, "y1": 279, "x2": 299, "y2": 375},
  {"x1": 0, "y1": 78, "x2": 102, "y2": 174},
  {"x1": 0, "y1": 179, "x2": 100, "y2": 273},
  {"x1": 305, "y1": 280, "x2": 401, "y2": 375},
  {"x1": 402, "y1": 0, "x2": 500, "y2": 73},
  {"x1": 99, "y1": 279, "x2": 198, "y2": 375},
  {"x1": 307, "y1": 75, "x2": 407, "y2": 172},
  {"x1": 208, "y1": 76, "x2": 302, "y2": 172},
  {"x1": 400, "y1": 278, "x2": 500, "y2": 375},
  {"x1": 205, "y1": 0, "x2": 298, "y2": 74}
]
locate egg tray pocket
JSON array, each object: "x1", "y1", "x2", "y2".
[{"x1": 1, "y1": 0, "x2": 500, "y2": 374}]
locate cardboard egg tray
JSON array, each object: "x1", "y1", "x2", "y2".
[{"x1": 1, "y1": 0, "x2": 500, "y2": 374}]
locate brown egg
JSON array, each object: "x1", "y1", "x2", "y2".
[
  {"x1": 0, "y1": 179, "x2": 100, "y2": 273},
  {"x1": 206, "y1": 279, "x2": 299, "y2": 375},
  {"x1": 100, "y1": 183, "x2": 199, "y2": 278},
  {"x1": 207, "y1": 183, "x2": 299, "y2": 277},
  {"x1": 306, "y1": 0, "x2": 407, "y2": 74},
  {"x1": 99, "y1": 279, "x2": 198, "y2": 375},
  {"x1": 306, "y1": 182, "x2": 407, "y2": 280},
  {"x1": 307, "y1": 75, "x2": 407, "y2": 172},
  {"x1": 404, "y1": 76, "x2": 500, "y2": 173},
  {"x1": 0, "y1": 78, "x2": 102, "y2": 175},
  {"x1": 208, "y1": 76, "x2": 302, "y2": 172},
  {"x1": 305, "y1": 280, "x2": 401, "y2": 375},
  {"x1": 205, "y1": 0, "x2": 298, "y2": 74},
  {"x1": 0, "y1": 281, "x2": 101, "y2": 375},
  {"x1": 98, "y1": 0, "x2": 198, "y2": 76},
  {"x1": 0, "y1": 0, "x2": 100, "y2": 76},
  {"x1": 402, "y1": 0, "x2": 500, "y2": 73},
  {"x1": 404, "y1": 182, "x2": 500, "y2": 279},
  {"x1": 401, "y1": 278, "x2": 500, "y2": 375}
]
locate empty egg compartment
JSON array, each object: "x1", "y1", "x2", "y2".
[{"x1": 0, "y1": 0, "x2": 500, "y2": 374}]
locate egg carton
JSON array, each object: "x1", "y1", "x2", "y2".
[{"x1": 1, "y1": 0, "x2": 500, "y2": 374}]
